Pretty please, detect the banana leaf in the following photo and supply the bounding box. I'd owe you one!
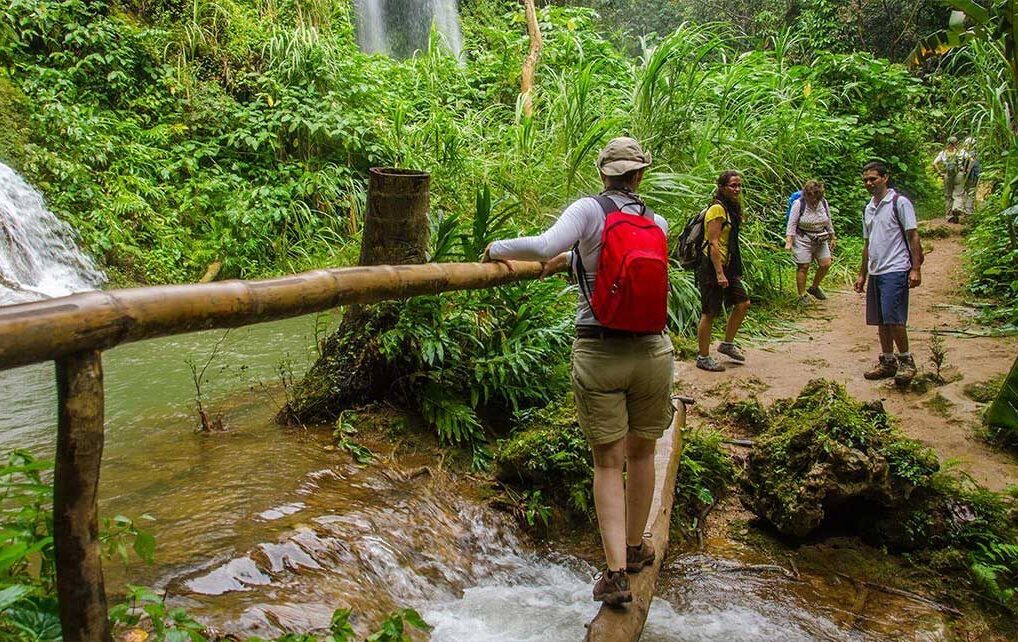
[986,356,1018,435]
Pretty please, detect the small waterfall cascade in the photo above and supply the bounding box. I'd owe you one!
[0,162,104,305]
[355,0,463,59]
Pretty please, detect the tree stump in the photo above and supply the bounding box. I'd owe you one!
[280,168,430,424]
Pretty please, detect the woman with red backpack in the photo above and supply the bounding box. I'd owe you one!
[483,137,674,608]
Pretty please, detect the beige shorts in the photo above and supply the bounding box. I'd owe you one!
[792,232,832,265]
[570,334,675,446]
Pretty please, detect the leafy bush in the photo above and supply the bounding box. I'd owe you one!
[494,397,594,521]
[674,429,738,539]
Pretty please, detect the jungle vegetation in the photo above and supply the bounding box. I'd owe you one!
[1,0,1017,638]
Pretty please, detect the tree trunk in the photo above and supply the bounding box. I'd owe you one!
[280,168,430,424]
[520,0,542,118]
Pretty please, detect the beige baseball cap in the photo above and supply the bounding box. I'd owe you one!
[596,137,651,176]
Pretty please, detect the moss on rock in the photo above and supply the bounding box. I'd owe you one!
[494,397,594,519]
[740,379,940,537]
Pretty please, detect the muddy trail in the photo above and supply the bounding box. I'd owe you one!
[677,223,1017,491]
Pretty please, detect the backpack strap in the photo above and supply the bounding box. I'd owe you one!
[593,195,617,217]
[891,193,914,270]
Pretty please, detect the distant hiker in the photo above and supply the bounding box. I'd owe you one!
[484,137,672,607]
[854,161,924,386]
[695,170,750,372]
[933,136,969,223]
[962,136,981,216]
[785,179,835,305]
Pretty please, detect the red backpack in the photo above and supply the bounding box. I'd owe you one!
[575,195,669,333]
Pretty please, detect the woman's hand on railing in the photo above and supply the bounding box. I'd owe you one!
[481,243,514,271]
[539,252,570,279]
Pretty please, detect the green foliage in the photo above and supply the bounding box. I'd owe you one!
[967,198,1018,327]
[494,397,595,521]
[0,450,156,640]
[332,411,374,464]
[674,428,738,538]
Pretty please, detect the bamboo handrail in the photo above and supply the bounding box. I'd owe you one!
[0,261,543,371]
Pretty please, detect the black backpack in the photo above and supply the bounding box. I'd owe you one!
[676,205,716,270]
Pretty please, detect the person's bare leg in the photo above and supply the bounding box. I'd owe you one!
[878,324,894,354]
[796,264,808,296]
[624,435,657,546]
[592,438,627,571]
[890,324,909,353]
[812,258,832,288]
[724,300,750,343]
[697,313,714,357]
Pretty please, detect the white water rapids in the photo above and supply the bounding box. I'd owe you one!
[0,162,103,305]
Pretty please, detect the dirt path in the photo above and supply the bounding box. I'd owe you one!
[676,224,1018,490]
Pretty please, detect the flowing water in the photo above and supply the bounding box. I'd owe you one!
[355,0,463,59]
[0,165,950,639]
[0,162,104,304]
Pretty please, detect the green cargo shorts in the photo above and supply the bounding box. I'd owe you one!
[570,334,676,446]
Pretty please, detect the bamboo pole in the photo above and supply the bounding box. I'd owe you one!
[585,400,687,642]
[0,261,544,371]
[54,350,112,642]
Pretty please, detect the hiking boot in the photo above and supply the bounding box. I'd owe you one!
[696,355,726,372]
[894,354,917,387]
[807,285,827,301]
[626,539,655,573]
[592,568,632,607]
[864,355,897,380]
[718,342,746,363]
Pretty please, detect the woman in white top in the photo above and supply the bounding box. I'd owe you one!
[483,138,674,607]
[785,179,835,304]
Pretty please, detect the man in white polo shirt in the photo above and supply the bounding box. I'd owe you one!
[854,161,925,386]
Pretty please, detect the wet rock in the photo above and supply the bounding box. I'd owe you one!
[738,380,939,538]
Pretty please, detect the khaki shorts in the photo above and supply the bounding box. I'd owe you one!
[570,334,675,446]
[792,233,832,265]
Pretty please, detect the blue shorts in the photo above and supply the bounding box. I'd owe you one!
[866,271,909,326]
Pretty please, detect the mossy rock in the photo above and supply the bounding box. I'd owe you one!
[0,73,32,169]
[739,379,939,538]
[494,397,593,517]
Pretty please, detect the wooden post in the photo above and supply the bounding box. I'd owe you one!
[54,350,111,642]
[359,168,430,266]
[281,167,434,424]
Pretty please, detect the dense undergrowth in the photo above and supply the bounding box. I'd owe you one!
[1,0,937,287]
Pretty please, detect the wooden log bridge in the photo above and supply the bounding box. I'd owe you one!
[585,397,688,642]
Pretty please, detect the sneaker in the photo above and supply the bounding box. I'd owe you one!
[798,294,811,306]
[894,354,917,386]
[626,539,655,573]
[592,568,632,607]
[718,342,746,363]
[864,356,897,380]
[696,355,726,372]
[807,285,827,300]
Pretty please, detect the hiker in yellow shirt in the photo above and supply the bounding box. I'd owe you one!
[695,171,751,372]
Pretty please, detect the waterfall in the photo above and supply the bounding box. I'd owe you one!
[0,162,104,305]
[355,0,463,59]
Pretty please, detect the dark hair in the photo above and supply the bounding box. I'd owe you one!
[603,168,644,191]
[862,161,888,176]
[714,170,743,216]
